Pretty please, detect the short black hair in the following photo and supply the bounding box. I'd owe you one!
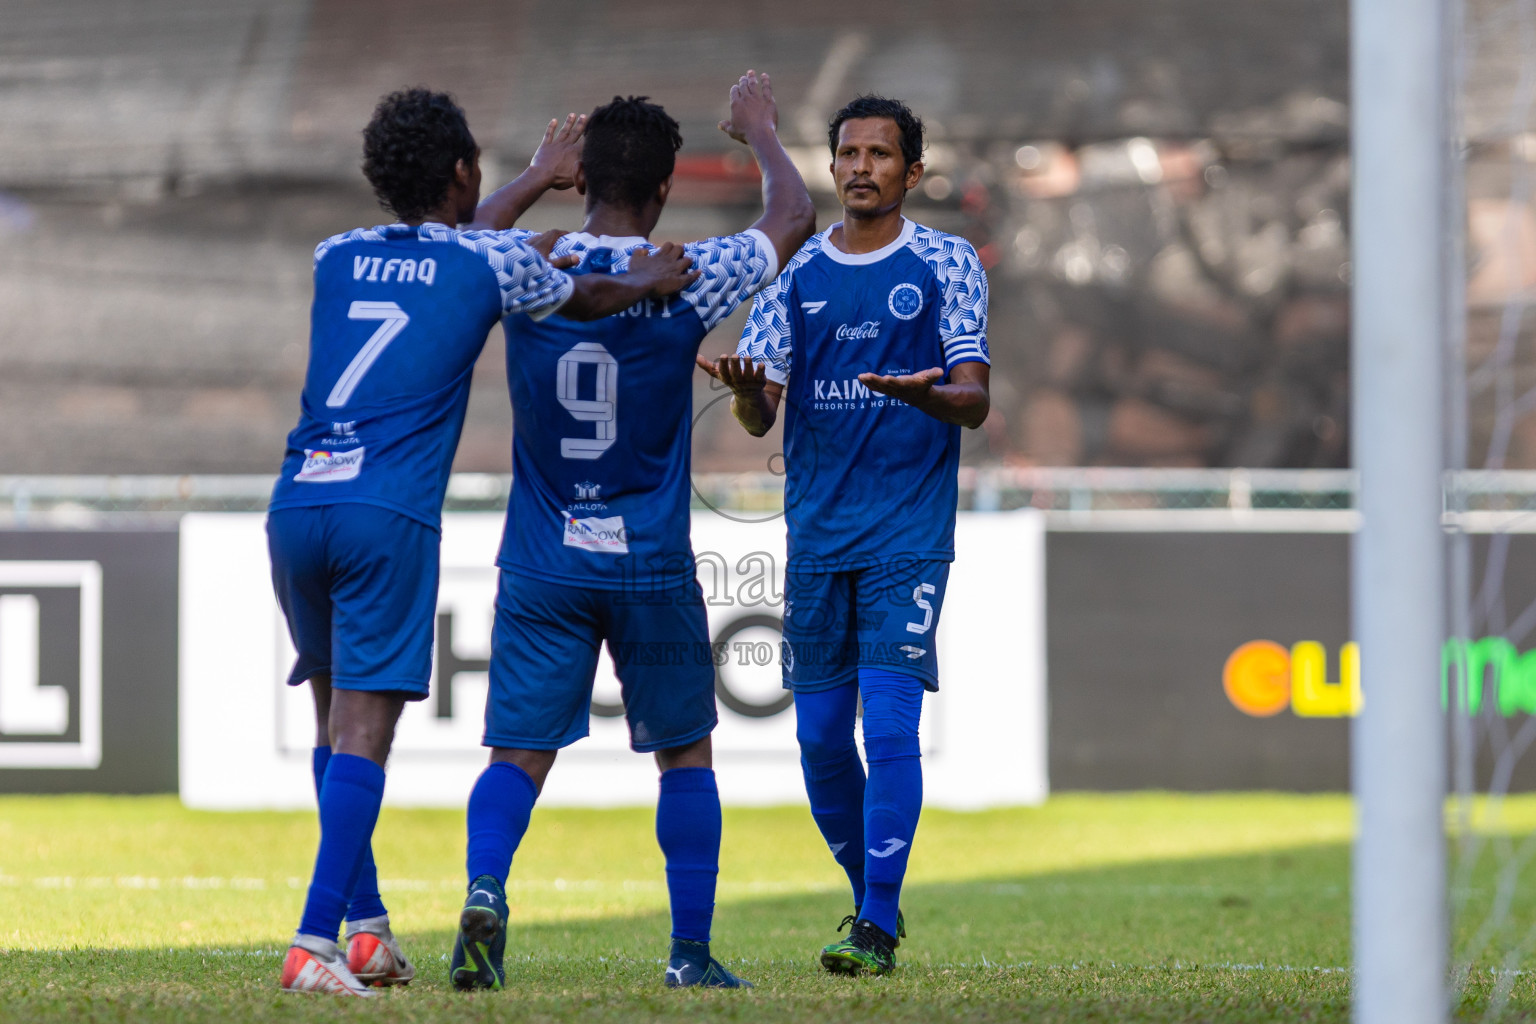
[828,95,925,168]
[361,88,478,221]
[582,96,682,212]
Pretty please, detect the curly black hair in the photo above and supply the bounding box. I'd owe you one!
[581,96,682,212]
[361,88,478,221]
[828,95,925,168]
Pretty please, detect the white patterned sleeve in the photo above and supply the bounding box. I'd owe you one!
[457,229,575,320]
[938,237,990,369]
[313,227,374,269]
[677,229,779,333]
[736,263,794,385]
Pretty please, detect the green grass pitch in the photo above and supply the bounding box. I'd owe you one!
[1,793,1534,1022]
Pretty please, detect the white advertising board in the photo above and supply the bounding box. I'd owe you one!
[179,510,1046,809]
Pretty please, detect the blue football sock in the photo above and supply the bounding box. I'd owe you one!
[298,753,386,942]
[655,766,721,943]
[314,745,388,923]
[310,745,330,798]
[465,761,539,886]
[793,684,867,908]
[858,669,925,937]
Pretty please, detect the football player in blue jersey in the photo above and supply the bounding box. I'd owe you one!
[701,95,991,976]
[267,87,698,997]
[446,72,815,992]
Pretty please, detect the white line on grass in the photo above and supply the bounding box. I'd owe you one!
[49,949,1352,975]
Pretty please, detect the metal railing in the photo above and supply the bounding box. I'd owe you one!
[4,468,1536,528]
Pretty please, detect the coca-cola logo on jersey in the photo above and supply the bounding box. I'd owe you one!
[835,321,881,341]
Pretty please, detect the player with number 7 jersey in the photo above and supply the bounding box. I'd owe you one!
[264,88,697,998]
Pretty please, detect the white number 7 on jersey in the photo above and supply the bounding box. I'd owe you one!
[327,301,410,408]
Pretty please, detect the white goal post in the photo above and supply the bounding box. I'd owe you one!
[1351,0,1453,1020]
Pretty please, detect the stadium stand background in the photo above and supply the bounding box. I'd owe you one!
[0,0,1421,475]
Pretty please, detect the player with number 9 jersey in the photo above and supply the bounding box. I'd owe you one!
[451,82,815,993]
[495,230,776,591]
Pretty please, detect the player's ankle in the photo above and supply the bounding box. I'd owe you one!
[344,913,391,938]
[293,932,340,959]
[670,937,710,960]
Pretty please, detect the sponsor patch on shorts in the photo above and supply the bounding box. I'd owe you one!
[563,514,629,555]
[294,447,364,483]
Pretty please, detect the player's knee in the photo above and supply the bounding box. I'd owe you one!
[857,670,925,741]
[655,734,711,773]
[795,715,857,767]
[490,747,557,792]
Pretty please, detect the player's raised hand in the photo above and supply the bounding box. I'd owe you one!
[718,70,778,144]
[529,112,586,189]
[858,367,945,405]
[627,242,699,297]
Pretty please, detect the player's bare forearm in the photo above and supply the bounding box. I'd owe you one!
[745,126,815,269]
[907,380,990,428]
[560,244,697,321]
[697,354,782,435]
[731,385,781,437]
[465,166,557,231]
[559,273,653,320]
[466,113,586,231]
[859,363,991,429]
[719,71,816,269]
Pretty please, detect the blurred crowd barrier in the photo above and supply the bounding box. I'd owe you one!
[9,468,1536,525]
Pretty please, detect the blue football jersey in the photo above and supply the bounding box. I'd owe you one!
[495,228,778,590]
[269,223,574,529]
[737,218,990,570]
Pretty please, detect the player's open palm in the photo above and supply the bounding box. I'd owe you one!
[859,367,945,405]
[697,354,769,397]
[529,112,586,189]
[718,70,777,144]
[627,242,699,298]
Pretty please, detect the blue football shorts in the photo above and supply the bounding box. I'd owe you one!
[781,558,951,693]
[484,570,718,753]
[266,503,439,700]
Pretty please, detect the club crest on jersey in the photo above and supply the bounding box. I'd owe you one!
[294,447,364,483]
[888,282,924,320]
[564,514,629,555]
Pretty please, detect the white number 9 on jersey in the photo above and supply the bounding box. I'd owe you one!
[557,342,618,459]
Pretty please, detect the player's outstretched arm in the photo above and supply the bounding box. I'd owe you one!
[858,362,991,429]
[718,71,816,270]
[466,113,587,231]
[696,355,783,436]
[559,243,700,321]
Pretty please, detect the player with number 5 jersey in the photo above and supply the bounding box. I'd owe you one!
[265,88,697,998]
[448,76,815,993]
[706,95,992,978]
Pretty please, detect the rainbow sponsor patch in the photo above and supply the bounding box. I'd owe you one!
[294,446,365,483]
[562,513,628,555]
